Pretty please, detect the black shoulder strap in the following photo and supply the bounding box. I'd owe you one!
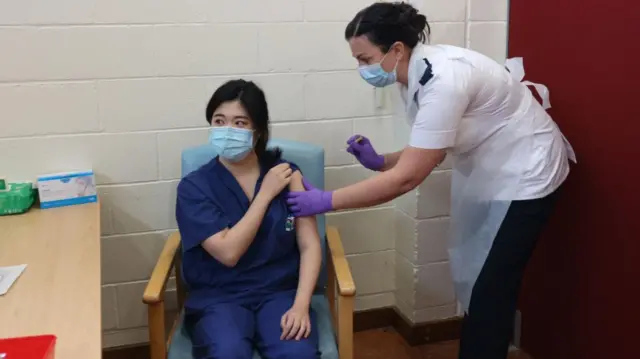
[419,58,434,86]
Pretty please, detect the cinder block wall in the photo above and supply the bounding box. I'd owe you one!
[0,0,507,347]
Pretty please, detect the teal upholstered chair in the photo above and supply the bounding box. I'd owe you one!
[143,139,355,359]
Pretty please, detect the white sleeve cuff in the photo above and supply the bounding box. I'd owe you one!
[409,128,457,149]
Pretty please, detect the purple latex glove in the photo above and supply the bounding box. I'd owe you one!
[286,177,334,217]
[346,135,385,171]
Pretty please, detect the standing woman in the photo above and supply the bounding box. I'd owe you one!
[286,2,576,359]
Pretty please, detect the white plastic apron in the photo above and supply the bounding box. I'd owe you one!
[400,55,572,313]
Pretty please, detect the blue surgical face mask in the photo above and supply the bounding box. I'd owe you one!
[209,126,254,162]
[358,52,399,88]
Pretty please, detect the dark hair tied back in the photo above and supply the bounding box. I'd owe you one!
[345,2,430,52]
[398,3,428,40]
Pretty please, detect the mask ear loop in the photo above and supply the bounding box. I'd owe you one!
[391,41,404,64]
[380,43,401,74]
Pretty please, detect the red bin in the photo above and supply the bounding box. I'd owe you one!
[0,335,56,359]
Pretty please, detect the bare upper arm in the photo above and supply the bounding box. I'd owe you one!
[289,170,321,248]
[288,170,305,192]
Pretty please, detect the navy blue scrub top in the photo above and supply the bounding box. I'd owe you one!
[175,156,301,313]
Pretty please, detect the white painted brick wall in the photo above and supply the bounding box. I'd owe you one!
[0,0,508,347]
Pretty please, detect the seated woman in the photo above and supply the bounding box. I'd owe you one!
[176,79,322,359]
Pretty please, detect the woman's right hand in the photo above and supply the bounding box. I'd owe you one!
[346,135,385,171]
[260,163,293,200]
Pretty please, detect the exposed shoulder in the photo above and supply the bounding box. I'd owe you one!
[273,159,303,192]
[273,159,301,174]
[265,157,303,191]
[288,170,304,192]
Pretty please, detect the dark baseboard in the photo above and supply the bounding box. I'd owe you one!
[354,306,462,346]
[353,306,398,332]
[103,343,149,359]
[103,306,462,358]
[391,308,463,346]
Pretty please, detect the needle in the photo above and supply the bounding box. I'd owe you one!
[345,136,364,151]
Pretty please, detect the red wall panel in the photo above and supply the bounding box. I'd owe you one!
[508,0,640,358]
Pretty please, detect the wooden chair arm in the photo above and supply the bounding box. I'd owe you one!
[326,226,356,297]
[143,231,181,304]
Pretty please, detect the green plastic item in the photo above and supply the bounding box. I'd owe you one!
[0,182,36,216]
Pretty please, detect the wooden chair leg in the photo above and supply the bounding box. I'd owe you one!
[174,249,186,310]
[337,295,354,359]
[327,254,337,333]
[148,301,167,359]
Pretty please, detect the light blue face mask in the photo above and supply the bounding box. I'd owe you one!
[209,126,254,162]
[358,52,399,88]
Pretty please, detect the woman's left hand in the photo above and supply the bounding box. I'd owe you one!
[280,305,312,340]
[286,177,333,217]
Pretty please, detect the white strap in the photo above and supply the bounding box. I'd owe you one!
[505,57,551,110]
[506,58,577,163]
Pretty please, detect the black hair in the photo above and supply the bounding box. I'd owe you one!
[344,2,430,52]
[205,79,281,165]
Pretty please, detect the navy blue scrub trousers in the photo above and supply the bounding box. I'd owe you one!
[186,293,320,359]
[458,188,561,359]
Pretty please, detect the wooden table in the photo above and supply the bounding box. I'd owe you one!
[0,203,101,359]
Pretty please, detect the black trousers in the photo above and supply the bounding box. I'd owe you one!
[458,189,560,359]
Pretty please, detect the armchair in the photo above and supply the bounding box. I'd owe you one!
[142,139,356,359]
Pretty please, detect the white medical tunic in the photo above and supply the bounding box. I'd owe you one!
[400,44,576,200]
[399,44,576,311]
